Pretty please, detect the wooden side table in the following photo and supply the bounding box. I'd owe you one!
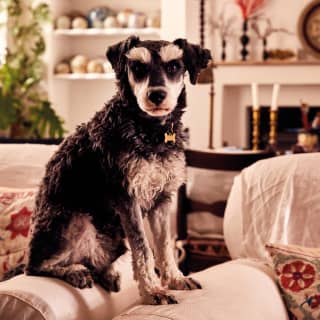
[183,236,231,273]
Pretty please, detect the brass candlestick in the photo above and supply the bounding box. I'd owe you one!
[269,109,278,147]
[252,108,260,151]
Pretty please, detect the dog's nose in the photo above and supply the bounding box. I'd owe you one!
[148,90,167,106]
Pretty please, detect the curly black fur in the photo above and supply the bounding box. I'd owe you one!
[24,36,211,304]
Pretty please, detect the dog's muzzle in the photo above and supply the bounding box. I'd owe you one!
[147,89,167,106]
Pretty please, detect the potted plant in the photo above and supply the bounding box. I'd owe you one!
[0,0,65,140]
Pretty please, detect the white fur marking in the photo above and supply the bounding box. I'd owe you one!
[128,70,184,117]
[126,47,151,63]
[125,152,186,210]
[160,44,183,62]
[42,214,109,270]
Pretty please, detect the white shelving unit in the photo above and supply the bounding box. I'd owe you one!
[54,73,115,80]
[47,0,211,148]
[48,0,162,132]
[53,28,161,37]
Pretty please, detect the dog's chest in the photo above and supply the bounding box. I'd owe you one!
[126,152,185,210]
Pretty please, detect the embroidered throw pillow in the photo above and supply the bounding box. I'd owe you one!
[266,243,320,320]
[0,187,36,280]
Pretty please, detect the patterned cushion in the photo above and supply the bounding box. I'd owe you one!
[0,187,36,280]
[266,243,320,320]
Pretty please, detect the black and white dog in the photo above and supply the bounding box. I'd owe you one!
[25,36,211,305]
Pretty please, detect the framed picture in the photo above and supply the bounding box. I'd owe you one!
[298,0,320,59]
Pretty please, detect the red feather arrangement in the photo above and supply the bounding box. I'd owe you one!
[235,0,266,19]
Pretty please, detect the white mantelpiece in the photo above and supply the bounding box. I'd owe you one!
[214,61,320,148]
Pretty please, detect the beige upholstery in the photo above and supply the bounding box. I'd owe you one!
[224,152,320,260]
[3,145,315,320]
[114,260,288,320]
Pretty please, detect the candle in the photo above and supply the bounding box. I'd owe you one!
[251,83,259,110]
[271,84,280,111]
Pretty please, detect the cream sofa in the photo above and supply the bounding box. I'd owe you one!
[2,143,312,320]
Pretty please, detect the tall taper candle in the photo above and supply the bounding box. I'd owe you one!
[251,83,259,110]
[271,84,280,111]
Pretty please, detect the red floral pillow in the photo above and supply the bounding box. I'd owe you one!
[266,243,320,320]
[0,187,36,280]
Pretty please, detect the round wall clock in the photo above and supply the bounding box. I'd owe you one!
[298,0,320,58]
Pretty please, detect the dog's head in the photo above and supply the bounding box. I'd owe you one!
[106,36,211,117]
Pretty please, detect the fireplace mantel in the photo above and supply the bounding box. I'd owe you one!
[213,61,320,148]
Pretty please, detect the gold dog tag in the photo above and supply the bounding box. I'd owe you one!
[164,123,176,144]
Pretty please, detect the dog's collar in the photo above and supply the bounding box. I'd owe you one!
[164,122,176,144]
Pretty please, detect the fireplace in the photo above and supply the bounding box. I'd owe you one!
[247,106,320,151]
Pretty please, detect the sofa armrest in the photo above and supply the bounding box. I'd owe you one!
[0,252,141,320]
[113,259,289,320]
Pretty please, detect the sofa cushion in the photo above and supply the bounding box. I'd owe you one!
[267,243,320,320]
[113,259,288,320]
[0,187,36,280]
[0,252,140,320]
[224,153,320,260]
[0,144,58,188]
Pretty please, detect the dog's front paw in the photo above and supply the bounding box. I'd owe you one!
[144,289,178,305]
[99,271,121,292]
[63,268,93,289]
[168,277,202,290]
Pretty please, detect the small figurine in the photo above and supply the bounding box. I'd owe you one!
[117,9,133,28]
[300,100,310,131]
[87,7,114,28]
[292,101,319,153]
[312,111,320,130]
[146,13,161,28]
[127,12,147,28]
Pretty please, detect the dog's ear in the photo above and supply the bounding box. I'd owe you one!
[173,38,212,85]
[106,35,140,76]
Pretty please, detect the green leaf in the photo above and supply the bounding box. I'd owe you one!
[0,0,65,138]
[0,89,18,129]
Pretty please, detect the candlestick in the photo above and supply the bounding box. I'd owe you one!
[271,84,280,111]
[269,109,278,146]
[252,109,260,151]
[251,83,259,110]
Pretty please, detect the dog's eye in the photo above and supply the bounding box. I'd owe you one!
[130,61,148,78]
[165,61,181,75]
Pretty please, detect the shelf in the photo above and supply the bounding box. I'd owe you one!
[54,73,115,80]
[215,60,320,67]
[53,28,161,37]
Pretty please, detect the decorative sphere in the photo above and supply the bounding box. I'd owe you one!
[70,55,88,74]
[87,7,114,28]
[55,62,71,74]
[117,9,133,28]
[103,60,113,73]
[87,59,104,73]
[72,17,88,29]
[127,12,146,28]
[103,16,120,28]
[56,16,71,29]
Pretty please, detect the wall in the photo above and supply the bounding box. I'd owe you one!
[164,0,317,149]
[210,0,313,62]
[0,9,6,64]
[161,0,214,149]
[209,0,320,148]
